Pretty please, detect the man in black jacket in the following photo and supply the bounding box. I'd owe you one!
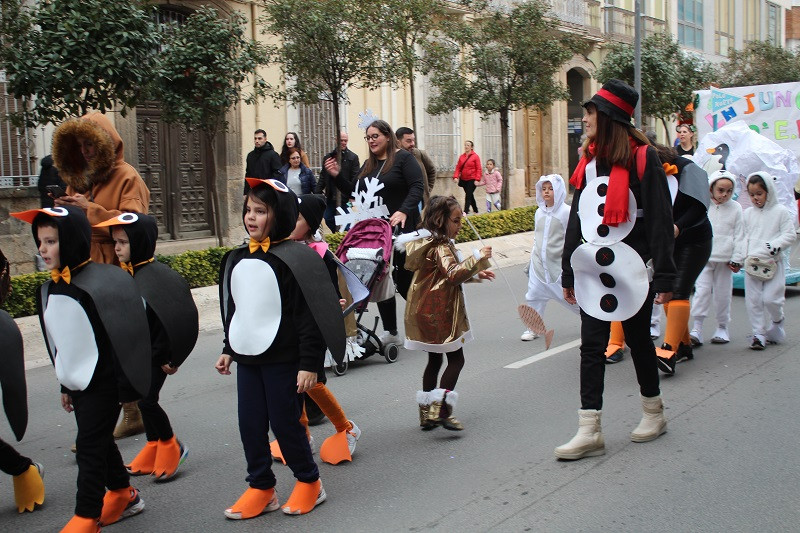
[315,131,360,232]
[243,129,282,195]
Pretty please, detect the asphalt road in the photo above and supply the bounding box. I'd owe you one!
[2,266,799,532]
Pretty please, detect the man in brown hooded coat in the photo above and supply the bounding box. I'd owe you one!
[52,112,151,265]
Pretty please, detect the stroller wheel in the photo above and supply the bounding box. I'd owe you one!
[383,343,399,363]
[332,359,348,376]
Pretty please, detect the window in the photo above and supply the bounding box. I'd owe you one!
[767,2,781,46]
[480,113,502,167]
[715,0,734,56]
[678,0,703,50]
[744,0,761,42]
[0,80,36,188]
[422,77,461,173]
[297,101,337,173]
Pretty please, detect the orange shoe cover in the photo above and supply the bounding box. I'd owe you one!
[655,346,675,359]
[60,515,100,533]
[281,480,326,515]
[224,487,279,520]
[152,437,186,479]
[99,486,142,526]
[13,463,45,512]
[126,441,157,475]
[319,431,351,465]
[269,439,287,465]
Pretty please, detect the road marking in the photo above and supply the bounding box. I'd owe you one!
[504,339,581,369]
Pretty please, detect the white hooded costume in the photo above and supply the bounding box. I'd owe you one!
[742,171,796,338]
[692,171,746,329]
[525,174,579,317]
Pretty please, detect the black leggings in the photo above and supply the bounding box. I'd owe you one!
[422,349,465,391]
[672,239,712,300]
[138,365,173,442]
[461,181,478,214]
[0,438,32,476]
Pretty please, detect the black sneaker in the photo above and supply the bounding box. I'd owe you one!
[656,343,676,375]
[605,348,624,364]
[675,343,694,363]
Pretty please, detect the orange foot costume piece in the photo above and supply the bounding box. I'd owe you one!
[126,441,157,475]
[99,486,144,526]
[319,431,351,465]
[282,480,326,515]
[13,462,45,512]
[269,439,286,465]
[224,487,279,520]
[60,515,100,533]
[152,436,187,480]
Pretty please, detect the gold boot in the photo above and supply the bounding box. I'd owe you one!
[440,390,464,431]
[416,391,436,430]
[427,389,445,426]
[113,402,145,439]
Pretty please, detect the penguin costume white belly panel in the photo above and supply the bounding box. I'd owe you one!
[571,175,649,321]
[43,294,99,391]
[229,258,282,355]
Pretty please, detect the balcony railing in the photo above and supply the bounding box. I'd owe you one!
[604,7,666,43]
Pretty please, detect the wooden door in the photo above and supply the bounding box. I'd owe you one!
[136,102,212,240]
[524,108,543,196]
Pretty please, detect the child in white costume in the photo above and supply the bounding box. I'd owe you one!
[743,172,796,349]
[520,174,578,341]
[690,170,746,344]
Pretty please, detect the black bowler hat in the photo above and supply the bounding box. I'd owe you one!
[297,194,327,234]
[584,79,638,125]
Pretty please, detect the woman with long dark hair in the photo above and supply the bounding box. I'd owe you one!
[556,80,676,460]
[280,132,311,167]
[452,141,482,214]
[323,119,424,346]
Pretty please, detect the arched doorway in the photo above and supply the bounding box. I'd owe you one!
[567,68,589,177]
[136,5,213,240]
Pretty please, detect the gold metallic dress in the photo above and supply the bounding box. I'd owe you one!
[403,238,490,352]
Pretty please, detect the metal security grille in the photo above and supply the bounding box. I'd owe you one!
[480,113,502,165]
[422,78,461,173]
[0,79,36,188]
[297,100,336,173]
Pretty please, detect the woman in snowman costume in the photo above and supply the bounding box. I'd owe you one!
[556,80,676,460]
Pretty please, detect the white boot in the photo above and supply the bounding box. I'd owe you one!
[689,321,703,346]
[630,394,667,442]
[554,409,605,460]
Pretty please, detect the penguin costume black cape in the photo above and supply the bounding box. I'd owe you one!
[10,205,150,529]
[94,212,197,480]
[217,178,344,518]
[0,249,45,513]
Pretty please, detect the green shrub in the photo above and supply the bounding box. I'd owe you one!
[2,271,50,318]
[2,209,534,318]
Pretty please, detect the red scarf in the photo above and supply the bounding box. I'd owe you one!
[569,138,640,226]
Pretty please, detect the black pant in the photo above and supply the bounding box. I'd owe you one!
[72,386,130,518]
[579,289,661,410]
[673,239,712,300]
[237,362,318,490]
[0,438,32,476]
[138,365,173,442]
[461,180,478,214]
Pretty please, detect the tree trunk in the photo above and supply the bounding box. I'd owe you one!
[206,133,224,247]
[660,116,670,144]
[500,108,510,210]
[409,67,417,133]
[332,94,342,165]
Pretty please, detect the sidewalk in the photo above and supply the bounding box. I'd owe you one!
[18,231,535,369]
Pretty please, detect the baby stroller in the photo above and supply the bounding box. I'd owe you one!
[331,218,399,375]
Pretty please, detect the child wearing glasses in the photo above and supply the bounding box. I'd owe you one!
[403,195,494,431]
[216,178,345,519]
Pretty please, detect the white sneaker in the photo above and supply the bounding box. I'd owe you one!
[710,326,729,344]
[520,330,539,341]
[346,421,361,455]
[379,332,401,346]
[689,329,703,347]
[766,319,785,344]
[649,323,660,339]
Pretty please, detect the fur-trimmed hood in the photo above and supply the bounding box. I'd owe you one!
[51,112,124,193]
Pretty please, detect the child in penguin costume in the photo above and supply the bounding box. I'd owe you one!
[10,205,151,532]
[0,249,45,514]
[216,179,346,519]
[93,213,198,479]
[267,194,365,466]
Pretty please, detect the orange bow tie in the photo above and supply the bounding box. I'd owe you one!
[51,266,71,284]
[120,262,135,276]
[663,162,679,176]
[249,237,271,254]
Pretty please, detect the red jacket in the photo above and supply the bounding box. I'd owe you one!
[453,151,482,182]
